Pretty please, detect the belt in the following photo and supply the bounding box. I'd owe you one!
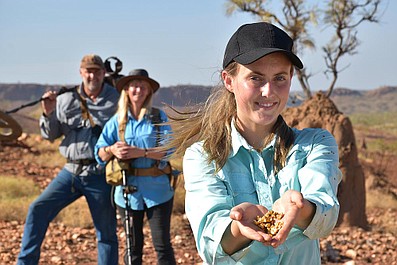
[127,164,172,177]
[67,159,96,166]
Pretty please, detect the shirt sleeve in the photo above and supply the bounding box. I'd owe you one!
[39,111,62,141]
[94,115,119,166]
[183,143,236,263]
[297,129,342,239]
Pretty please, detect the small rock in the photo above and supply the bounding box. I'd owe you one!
[345,249,357,259]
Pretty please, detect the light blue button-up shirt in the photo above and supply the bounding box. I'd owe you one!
[95,109,174,210]
[40,83,119,176]
[183,122,342,264]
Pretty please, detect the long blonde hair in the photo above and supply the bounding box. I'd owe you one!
[167,62,294,174]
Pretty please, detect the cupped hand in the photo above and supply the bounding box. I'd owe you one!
[268,190,305,248]
[229,202,272,243]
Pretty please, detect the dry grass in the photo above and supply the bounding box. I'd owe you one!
[366,189,397,234]
[0,174,94,227]
[366,190,396,210]
[23,135,65,168]
[0,175,40,221]
[56,197,93,228]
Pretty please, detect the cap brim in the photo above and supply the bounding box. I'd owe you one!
[81,64,104,69]
[234,48,303,69]
[116,76,160,93]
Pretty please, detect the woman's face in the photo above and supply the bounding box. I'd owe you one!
[125,79,151,107]
[223,52,293,133]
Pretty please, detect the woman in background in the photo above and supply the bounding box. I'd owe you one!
[95,69,176,265]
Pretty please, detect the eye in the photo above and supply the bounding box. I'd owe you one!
[274,75,287,82]
[250,75,265,84]
[250,75,262,81]
[249,75,266,88]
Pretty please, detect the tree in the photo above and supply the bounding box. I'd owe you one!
[225,0,384,228]
[225,0,383,98]
[322,0,381,97]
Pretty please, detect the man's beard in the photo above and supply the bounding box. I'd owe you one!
[84,80,102,93]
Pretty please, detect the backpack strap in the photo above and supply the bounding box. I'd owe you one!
[118,120,126,142]
[76,86,96,128]
[150,107,162,124]
[150,107,162,147]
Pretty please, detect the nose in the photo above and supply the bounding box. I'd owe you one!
[260,82,271,97]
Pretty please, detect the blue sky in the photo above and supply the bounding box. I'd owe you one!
[0,0,395,91]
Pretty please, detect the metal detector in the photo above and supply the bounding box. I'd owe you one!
[0,86,75,142]
[119,160,137,265]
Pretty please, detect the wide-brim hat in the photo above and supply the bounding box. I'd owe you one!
[223,22,303,69]
[116,69,160,93]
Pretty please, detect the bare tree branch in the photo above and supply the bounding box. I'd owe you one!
[323,0,382,97]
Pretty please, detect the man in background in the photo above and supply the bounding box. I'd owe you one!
[17,54,120,265]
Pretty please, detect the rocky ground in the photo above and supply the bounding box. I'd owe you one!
[0,138,396,265]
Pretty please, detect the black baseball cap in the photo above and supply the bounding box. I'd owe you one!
[223,22,303,69]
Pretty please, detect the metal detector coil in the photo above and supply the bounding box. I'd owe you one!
[0,110,22,141]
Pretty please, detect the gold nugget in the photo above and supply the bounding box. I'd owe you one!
[253,210,284,236]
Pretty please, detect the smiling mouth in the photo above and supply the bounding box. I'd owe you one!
[257,102,277,108]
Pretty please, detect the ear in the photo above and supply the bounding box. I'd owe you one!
[222,70,234,93]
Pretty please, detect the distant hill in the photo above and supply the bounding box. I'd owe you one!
[152,84,212,108]
[0,83,59,102]
[1,83,396,116]
[330,86,397,114]
[0,83,211,110]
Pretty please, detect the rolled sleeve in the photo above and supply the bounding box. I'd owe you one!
[94,115,119,166]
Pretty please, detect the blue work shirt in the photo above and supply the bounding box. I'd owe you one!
[95,109,174,210]
[183,122,342,264]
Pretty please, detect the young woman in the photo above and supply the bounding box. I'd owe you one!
[95,69,176,265]
[166,22,342,264]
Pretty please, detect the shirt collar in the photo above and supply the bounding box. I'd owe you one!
[230,118,277,157]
